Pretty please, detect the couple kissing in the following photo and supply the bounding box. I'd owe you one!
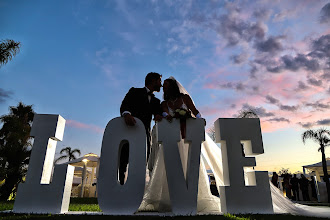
[119,72,202,185]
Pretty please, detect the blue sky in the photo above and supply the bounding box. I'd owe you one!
[1,0,330,172]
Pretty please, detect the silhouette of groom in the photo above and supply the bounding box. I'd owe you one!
[119,72,163,185]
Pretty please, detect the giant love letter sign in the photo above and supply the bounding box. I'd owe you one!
[14,114,74,214]
[13,115,273,215]
[97,117,205,214]
[157,119,205,215]
[97,117,147,214]
[215,118,273,214]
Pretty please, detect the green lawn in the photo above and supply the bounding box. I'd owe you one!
[0,199,329,220]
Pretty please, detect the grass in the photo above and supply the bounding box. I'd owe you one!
[1,199,329,220]
[0,213,328,220]
[0,200,14,211]
[0,198,101,212]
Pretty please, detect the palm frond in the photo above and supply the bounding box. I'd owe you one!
[71,149,81,156]
[0,39,21,67]
[54,155,68,164]
[302,130,317,144]
[60,147,71,154]
[237,108,259,118]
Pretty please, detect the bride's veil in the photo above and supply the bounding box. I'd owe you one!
[168,76,190,98]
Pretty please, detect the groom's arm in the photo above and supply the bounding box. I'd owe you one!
[120,87,137,126]
[120,87,135,115]
[153,99,163,122]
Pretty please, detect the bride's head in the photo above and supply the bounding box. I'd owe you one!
[163,78,184,100]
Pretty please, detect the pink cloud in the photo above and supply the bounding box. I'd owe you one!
[66,120,104,134]
[199,76,330,133]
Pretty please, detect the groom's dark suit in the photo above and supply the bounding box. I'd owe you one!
[119,87,162,184]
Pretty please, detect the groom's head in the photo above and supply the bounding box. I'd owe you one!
[145,72,162,92]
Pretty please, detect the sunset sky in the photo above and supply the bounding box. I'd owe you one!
[1,0,329,173]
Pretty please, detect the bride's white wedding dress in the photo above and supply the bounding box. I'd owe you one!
[138,77,330,217]
[139,100,221,213]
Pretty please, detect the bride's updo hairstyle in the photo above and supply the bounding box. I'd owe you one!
[163,78,184,101]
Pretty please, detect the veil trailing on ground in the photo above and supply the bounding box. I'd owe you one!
[140,77,330,217]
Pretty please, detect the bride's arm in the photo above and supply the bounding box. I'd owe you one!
[161,101,173,121]
[183,94,201,118]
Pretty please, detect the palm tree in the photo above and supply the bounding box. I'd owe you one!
[55,147,81,164]
[0,39,21,67]
[0,102,34,200]
[302,128,330,203]
[208,108,259,141]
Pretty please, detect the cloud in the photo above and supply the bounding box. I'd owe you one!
[316,119,330,125]
[266,66,283,73]
[267,117,290,123]
[254,36,284,54]
[0,88,12,103]
[249,64,258,78]
[265,95,279,104]
[264,53,321,73]
[252,35,328,75]
[319,3,330,24]
[215,8,267,46]
[236,82,245,91]
[307,77,322,87]
[279,104,299,111]
[309,34,330,60]
[230,53,248,64]
[67,120,104,134]
[253,8,271,21]
[321,72,330,80]
[305,101,330,110]
[219,82,246,91]
[295,81,310,91]
[265,95,300,112]
[298,122,314,128]
[283,54,320,72]
[115,0,137,27]
[298,119,330,128]
[254,56,283,73]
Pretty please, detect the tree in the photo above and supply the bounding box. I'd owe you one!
[55,146,81,164]
[237,108,259,118]
[0,102,34,201]
[0,39,21,67]
[207,126,216,142]
[278,167,291,176]
[302,128,330,203]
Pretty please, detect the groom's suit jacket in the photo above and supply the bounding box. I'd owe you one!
[120,87,162,134]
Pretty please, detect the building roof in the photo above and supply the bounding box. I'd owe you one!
[303,159,330,168]
[60,153,99,167]
[303,158,330,175]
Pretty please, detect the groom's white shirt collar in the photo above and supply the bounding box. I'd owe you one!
[145,87,152,102]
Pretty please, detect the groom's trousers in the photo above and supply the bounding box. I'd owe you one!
[119,129,151,185]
